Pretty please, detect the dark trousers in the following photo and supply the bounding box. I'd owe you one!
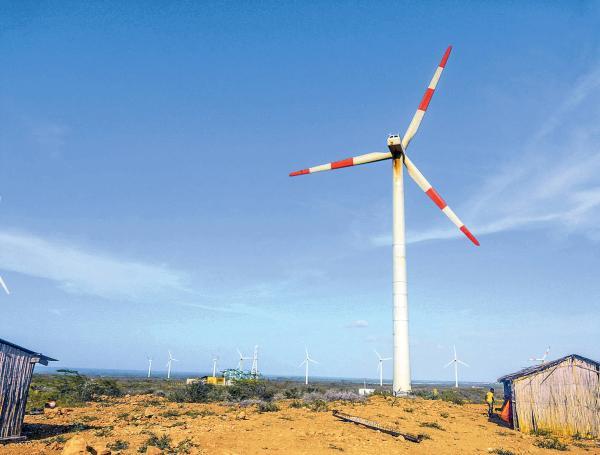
[487,402,494,417]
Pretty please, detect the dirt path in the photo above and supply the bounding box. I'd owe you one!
[0,396,596,454]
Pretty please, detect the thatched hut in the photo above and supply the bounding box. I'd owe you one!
[498,354,599,437]
[0,338,57,442]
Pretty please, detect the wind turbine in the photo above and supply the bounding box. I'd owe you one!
[237,348,251,371]
[375,350,392,387]
[529,346,550,365]
[444,345,469,388]
[147,356,153,378]
[250,345,259,376]
[299,347,318,385]
[289,46,479,395]
[166,350,178,379]
[212,356,219,377]
[0,276,10,295]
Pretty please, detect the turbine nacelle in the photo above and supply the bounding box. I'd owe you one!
[387,135,404,154]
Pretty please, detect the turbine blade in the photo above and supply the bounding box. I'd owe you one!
[401,46,452,150]
[374,350,381,360]
[299,360,306,368]
[289,152,392,177]
[0,276,9,295]
[404,154,479,246]
[457,360,469,367]
[382,357,392,361]
[444,360,454,368]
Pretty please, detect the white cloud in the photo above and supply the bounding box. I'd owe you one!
[0,230,189,302]
[345,319,369,328]
[370,65,600,246]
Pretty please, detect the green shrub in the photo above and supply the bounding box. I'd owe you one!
[490,449,516,455]
[308,400,328,412]
[227,380,276,402]
[138,433,172,452]
[419,421,445,431]
[531,428,553,437]
[284,388,302,399]
[258,401,279,413]
[535,437,568,451]
[289,400,304,409]
[107,440,129,451]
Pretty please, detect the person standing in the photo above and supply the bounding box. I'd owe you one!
[486,388,495,418]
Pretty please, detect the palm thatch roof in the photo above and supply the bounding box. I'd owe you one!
[498,354,599,382]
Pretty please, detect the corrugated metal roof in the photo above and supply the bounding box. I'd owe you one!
[0,337,58,364]
[498,354,599,382]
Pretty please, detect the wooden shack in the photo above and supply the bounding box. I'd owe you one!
[0,338,57,442]
[498,354,599,438]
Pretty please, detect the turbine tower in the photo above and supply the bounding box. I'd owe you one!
[444,345,469,388]
[529,346,550,365]
[289,46,479,395]
[375,350,392,387]
[237,348,251,371]
[299,347,318,385]
[166,350,178,379]
[250,345,259,376]
[147,356,153,378]
[212,356,219,377]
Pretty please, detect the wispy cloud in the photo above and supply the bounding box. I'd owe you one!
[0,230,189,302]
[371,65,600,246]
[345,319,369,328]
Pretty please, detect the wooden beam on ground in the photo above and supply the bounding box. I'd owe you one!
[332,410,423,443]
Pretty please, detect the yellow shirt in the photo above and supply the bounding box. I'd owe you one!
[486,392,494,403]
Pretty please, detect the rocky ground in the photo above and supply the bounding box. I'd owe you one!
[1,395,597,454]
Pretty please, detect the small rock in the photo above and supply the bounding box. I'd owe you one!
[61,436,88,455]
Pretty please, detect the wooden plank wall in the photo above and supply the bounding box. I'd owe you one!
[0,343,36,440]
[513,357,600,437]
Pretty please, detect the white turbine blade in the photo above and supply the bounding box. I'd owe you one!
[457,360,469,367]
[374,349,382,360]
[290,151,392,177]
[453,345,457,359]
[404,154,479,246]
[237,348,243,358]
[0,276,9,295]
[444,360,454,368]
[308,358,318,364]
[382,357,392,361]
[299,360,306,368]
[401,46,452,150]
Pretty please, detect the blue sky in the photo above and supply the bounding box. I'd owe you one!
[1,1,599,382]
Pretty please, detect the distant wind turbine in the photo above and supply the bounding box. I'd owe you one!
[444,345,469,388]
[529,346,550,365]
[250,345,259,376]
[166,350,178,379]
[299,347,318,385]
[375,350,392,387]
[147,356,153,378]
[237,348,251,370]
[212,356,219,377]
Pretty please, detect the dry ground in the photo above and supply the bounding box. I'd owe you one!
[1,396,597,454]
